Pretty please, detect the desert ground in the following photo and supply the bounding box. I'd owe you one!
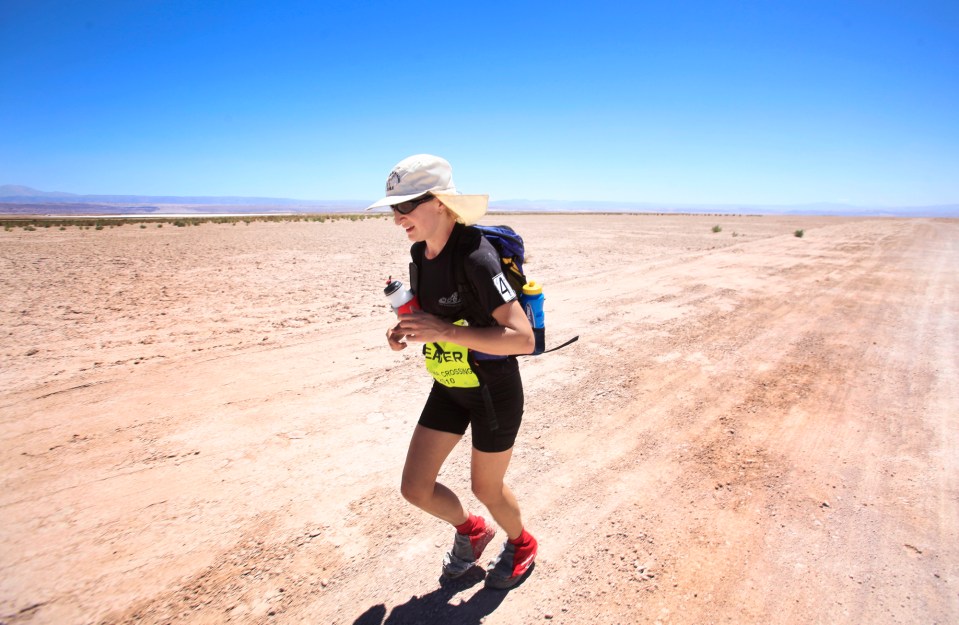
[1,213,956,625]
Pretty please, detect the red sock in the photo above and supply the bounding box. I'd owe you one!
[507,528,537,578]
[509,528,533,546]
[455,513,482,535]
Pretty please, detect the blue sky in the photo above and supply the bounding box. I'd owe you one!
[1,1,957,206]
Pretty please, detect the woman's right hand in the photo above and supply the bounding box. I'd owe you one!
[386,324,407,351]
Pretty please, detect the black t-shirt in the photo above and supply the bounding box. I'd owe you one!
[414,223,517,328]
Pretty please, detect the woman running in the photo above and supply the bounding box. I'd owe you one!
[368,154,538,589]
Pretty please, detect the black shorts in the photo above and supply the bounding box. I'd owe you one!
[418,357,524,453]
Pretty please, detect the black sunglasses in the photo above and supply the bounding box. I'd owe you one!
[391,194,434,215]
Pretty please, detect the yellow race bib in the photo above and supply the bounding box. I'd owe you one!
[423,321,480,388]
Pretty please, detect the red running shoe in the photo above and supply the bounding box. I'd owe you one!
[486,532,538,589]
[442,518,496,578]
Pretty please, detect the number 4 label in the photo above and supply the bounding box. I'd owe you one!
[493,272,516,301]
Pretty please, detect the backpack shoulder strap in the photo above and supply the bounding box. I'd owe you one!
[409,241,426,295]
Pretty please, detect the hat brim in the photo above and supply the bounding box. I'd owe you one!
[366,192,489,226]
[365,190,433,210]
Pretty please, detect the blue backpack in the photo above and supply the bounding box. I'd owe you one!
[466,225,528,302]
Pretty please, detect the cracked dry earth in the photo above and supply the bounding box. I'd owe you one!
[1,214,957,625]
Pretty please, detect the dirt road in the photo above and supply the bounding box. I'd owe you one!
[2,214,956,624]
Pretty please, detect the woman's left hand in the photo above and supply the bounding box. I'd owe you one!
[393,311,451,344]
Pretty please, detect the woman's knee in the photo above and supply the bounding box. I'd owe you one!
[400,477,431,507]
[471,480,505,506]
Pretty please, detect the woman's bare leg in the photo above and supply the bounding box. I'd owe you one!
[470,447,523,540]
[400,425,468,525]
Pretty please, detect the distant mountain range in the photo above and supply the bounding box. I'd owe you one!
[489,199,959,217]
[0,184,345,207]
[1,185,956,217]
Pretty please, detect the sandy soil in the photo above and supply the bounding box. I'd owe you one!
[1,214,957,625]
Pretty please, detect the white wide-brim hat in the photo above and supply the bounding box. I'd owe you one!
[366,154,488,225]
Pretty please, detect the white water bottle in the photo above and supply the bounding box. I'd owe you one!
[384,278,419,315]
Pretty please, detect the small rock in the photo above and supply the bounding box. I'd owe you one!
[544,613,553,620]
[320,579,329,587]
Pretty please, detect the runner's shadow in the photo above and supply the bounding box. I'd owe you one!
[353,565,533,625]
